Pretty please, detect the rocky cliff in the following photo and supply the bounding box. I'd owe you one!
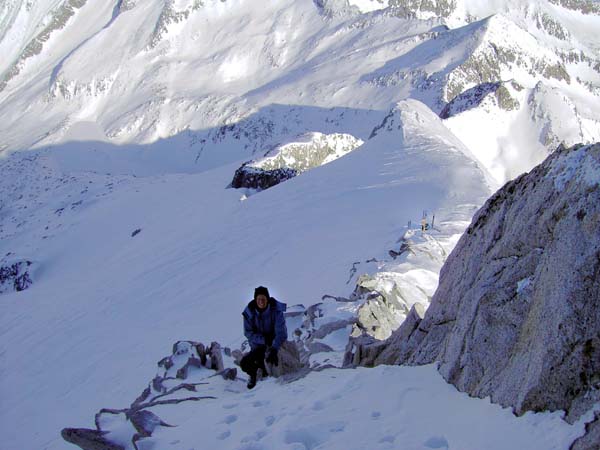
[351,143,600,445]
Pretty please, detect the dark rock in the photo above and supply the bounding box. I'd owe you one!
[176,356,203,379]
[231,164,297,190]
[131,386,151,408]
[267,340,306,377]
[129,410,173,437]
[151,376,164,393]
[440,82,500,118]
[0,260,33,294]
[218,368,237,380]
[194,342,207,365]
[61,428,124,450]
[209,342,224,371]
[158,357,173,370]
[570,412,600,450]
[307,342,334,354]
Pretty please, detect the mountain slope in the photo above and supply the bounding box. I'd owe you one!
[0,99,494,449]
[1,0,598,184]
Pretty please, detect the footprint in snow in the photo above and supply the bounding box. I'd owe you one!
[371,411,381,419]
[223,403,238,410]
[265,415,276,427]
[312,400,325,411]
[217,430,231,440]
[223,414,238,424]
[424,435,449,449]
[240,429,267,443]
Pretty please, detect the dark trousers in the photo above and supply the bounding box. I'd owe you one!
[240,347,268,379]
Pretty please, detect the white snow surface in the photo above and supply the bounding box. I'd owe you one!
[0,0,599,449]
[123,364,586,450]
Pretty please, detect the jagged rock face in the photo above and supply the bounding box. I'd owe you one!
[350,274,413,340]
[439,81,520,118]
[231,132,363,191]
[344,303,425,367]
[397,143,600,421]
[388,0,456,19]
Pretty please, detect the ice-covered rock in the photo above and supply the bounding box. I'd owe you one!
[394,143,600,426]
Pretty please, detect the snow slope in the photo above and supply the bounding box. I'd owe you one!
[1,99,497,450]
[94,363,589,450]
[1,1,599,449]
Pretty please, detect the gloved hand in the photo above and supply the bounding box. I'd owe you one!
[265,348,279,366]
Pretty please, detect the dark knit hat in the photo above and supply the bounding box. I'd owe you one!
[254,286,270,300]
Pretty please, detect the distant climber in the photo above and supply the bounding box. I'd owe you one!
[241,286,288,389]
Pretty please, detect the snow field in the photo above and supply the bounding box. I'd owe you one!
[135,365,587,450]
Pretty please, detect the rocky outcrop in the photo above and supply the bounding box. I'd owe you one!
[231,132,363,191]
[0,259,34,294]
[61,428,124,450]
[344,303,425,367]
[350,274,411,340]
[231,165,297,190]
[62,340,228,450]
[63,334,307,449]
[392,143,600,427]
[440,81,521,118]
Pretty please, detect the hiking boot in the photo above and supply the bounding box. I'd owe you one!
[247,375,257,390]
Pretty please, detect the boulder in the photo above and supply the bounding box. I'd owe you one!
[345,303,426,367]
[267,340,305,377]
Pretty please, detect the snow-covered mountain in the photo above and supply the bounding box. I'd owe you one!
[1,1,599,449]
[1,0,599,182]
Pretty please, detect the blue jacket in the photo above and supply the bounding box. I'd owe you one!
[242,297,287,351]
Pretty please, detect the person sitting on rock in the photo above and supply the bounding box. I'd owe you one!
[241,286,288,389]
